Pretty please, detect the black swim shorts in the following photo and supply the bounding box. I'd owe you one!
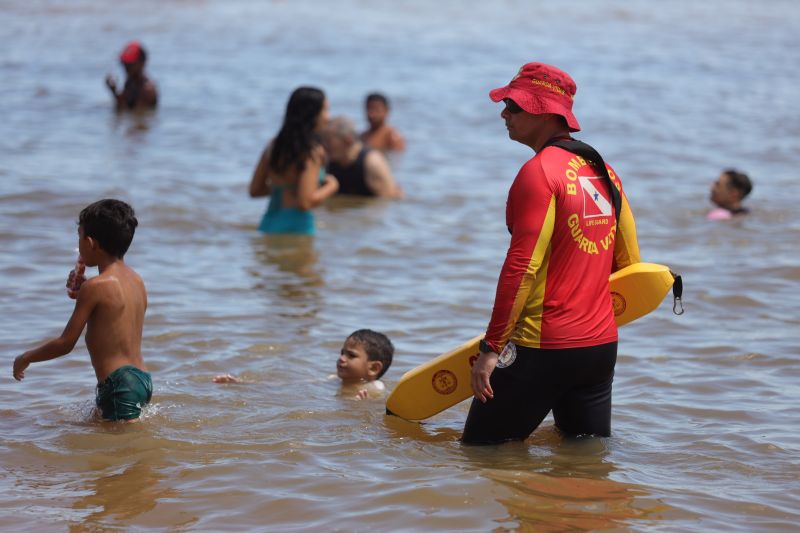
[462,341,617,444]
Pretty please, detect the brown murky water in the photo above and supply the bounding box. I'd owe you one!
[1,1,799,531]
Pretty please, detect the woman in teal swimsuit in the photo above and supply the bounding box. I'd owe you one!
[249,87,339,234]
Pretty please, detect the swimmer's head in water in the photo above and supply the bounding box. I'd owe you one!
[710,169,752,208]
[489,62,580,132]
[336,329,394,383]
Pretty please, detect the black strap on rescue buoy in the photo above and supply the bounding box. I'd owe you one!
[671,272,684,315]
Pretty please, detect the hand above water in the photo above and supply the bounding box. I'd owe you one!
[213,374,244,384]
[66,266,86,300]
[13,353,29,381]
[105,74,118,93]
[324,174,339,194]
[470,351,498,403]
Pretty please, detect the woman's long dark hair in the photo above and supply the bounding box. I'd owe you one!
[268,86,325,177]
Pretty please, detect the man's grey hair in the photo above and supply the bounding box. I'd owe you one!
[326,115,357,141]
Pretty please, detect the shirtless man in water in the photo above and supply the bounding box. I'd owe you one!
[13,199,152,422]
[360,93,405,152]
[105,41,158,111]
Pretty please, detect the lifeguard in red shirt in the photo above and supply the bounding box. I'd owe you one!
[463,62,641,444]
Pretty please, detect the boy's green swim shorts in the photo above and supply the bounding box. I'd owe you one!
[95,365,153,421]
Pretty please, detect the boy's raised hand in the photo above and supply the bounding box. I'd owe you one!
[105,74,118,93]
[66,268,86,300]
[355,389,369,400]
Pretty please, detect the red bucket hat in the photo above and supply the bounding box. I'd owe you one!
[119,41,144,64]
[489,62,580,132]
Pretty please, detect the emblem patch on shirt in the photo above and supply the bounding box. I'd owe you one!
[496,342,517,368]
[578,175,612,218]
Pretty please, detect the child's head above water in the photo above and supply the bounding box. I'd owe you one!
[337,329,394,385]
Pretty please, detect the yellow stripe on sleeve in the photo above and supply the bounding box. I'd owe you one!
[614,192,641,269]
[502,196,556,349]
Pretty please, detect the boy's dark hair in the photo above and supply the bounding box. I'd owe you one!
[365,92,390,109]
[78,199,138,258]
[723,169,753,198]
[348,329,394,379]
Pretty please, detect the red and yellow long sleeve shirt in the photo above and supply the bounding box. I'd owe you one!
[484,145,641,351]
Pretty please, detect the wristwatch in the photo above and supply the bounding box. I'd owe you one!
[479,338,493,354]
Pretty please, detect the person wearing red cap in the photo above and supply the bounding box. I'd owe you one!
[463,62,642,444]
[105,41,158,111]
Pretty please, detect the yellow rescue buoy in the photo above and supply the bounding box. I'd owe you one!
[386,262,678,422]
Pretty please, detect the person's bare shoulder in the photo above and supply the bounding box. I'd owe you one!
[123,262,145,284]
[93,264,146,309]
[104,262,144,287]
[364,150,403,198]
[121,264,147,304]
[78,272,111,294]
[364,147,389,167]
[386,126,405,151]
[142,80,158,107]
[72,274,105,303]
[367,379,386,392]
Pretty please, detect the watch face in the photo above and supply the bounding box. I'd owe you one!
[496,342,517,368]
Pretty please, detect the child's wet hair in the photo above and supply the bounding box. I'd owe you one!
[78,199,138,258]
[348,329,393,379]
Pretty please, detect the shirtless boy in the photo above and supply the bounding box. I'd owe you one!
[360,93,405,152]
[336,329,394,399]
[13,199,152,422]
